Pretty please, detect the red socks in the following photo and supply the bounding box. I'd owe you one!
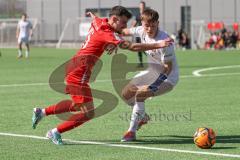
[45,100,76,115]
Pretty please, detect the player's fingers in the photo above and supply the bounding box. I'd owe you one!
[166,38,174,43]
[86,12,91,16]
[107,49,113,55]
[114,47,118,54]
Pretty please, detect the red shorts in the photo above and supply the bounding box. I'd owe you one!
[64,54,97,104]
[65,67,93,104]
[65,82,93,104]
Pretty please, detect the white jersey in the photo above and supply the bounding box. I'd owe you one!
[17,20,32,38]
[129,26,179,86]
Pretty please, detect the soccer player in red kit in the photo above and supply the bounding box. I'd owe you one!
[32,6,172,145]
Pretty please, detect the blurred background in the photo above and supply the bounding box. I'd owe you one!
[0,0,240,50]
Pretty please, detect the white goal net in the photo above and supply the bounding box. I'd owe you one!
[191,20,210,49]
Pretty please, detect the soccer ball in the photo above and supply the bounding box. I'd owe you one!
[193,127,216,149]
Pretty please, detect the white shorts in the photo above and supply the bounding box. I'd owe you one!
[129,69,178,95]
[130,70,158,88]
[18,37,29,44]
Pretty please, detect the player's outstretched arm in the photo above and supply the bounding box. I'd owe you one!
[119,38,173,51]
[16,25,20,39]
[86,12,96,19]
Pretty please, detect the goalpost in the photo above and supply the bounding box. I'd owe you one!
[0,18,39,48]
[191,20,210,49]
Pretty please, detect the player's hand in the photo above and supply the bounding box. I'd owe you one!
[106,46,118,55]
[86,12,96,18]
[158,38,174,48]
[105,43,118,55]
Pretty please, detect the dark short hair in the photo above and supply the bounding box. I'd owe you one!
[141,8,159,23]
[140,1,146,7]
[109,6,132,19]
[22,13,27,17]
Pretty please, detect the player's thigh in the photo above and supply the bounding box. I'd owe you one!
[17,38,22,46]
[153,81,174,97]
[121,83,138,100]
[130,70,157,87]
[66,83,93,105]
[25,42,30,49]
[135,85,154,101]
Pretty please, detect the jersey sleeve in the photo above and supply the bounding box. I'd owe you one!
[162,45,175,62]
[105,32,124,46]
[158,31,175,62]
[128,26,144,37]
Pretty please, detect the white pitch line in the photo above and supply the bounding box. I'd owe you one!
[0,82,48,87]
[193,65,240,77]
[0,132,240,158]
[1,72,240,88]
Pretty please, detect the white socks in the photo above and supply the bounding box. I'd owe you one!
[127,101,145,132]
[41,109,46,117]
[18,50,29,58]
[52,128,60,134]
[25,50,29,58]
[18,50,22,57]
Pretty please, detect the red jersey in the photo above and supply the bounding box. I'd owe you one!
[77,17,124,57]
[66,17,123,83]
[65,17,123,100]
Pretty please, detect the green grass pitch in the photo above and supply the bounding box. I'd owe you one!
[0,48,239,160]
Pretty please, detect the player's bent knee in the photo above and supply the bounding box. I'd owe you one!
[121,88,132,100]
[135,90,148,101]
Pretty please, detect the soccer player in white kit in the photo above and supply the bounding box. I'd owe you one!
[16,13,33,58]
[121,8,179,142]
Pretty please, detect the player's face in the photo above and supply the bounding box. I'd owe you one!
[113,16,129,33]
[21,15,27,21]
[142,20,159,38]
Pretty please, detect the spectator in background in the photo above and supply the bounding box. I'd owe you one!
[16,13,33,58]
[237,31,240,49]
[231,31,238,48]
[178,28,190,50]
[132,1,146,67]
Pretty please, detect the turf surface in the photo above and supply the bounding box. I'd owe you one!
[0,48,239,160]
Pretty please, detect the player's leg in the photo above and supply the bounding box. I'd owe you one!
[25,42,30,58]
[32,100,77,129]
[121,85,150,142]
[121,70,153,141]
[46,83,94,145]
[121,83,138,108]
[17,38,23,58]
[46,101,94,145]
[133,82,174,130]
[122,82,174,142]
[122,82,150,127]
[122,85,151,138]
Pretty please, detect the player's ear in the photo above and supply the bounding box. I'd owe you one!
[112,16,118,23]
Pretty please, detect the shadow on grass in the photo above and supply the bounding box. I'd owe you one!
[63,135,240,148]
[138,135,240,144]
